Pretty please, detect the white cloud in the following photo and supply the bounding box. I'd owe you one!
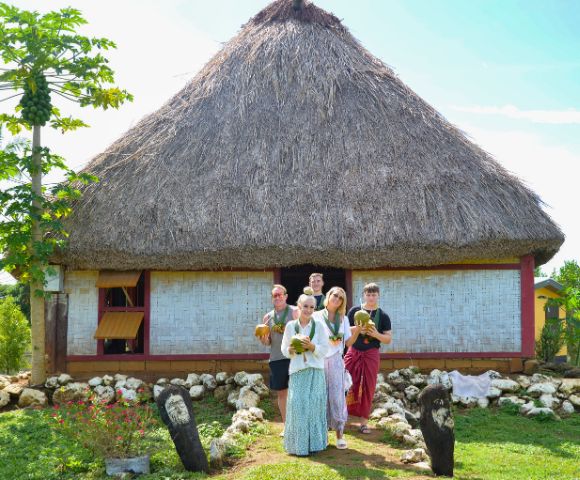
[6,0,220,180]
[453,104,580,124]
[456,123,579,273]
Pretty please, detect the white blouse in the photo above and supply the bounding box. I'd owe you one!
[281,318,329,374]
[313,310,352,358]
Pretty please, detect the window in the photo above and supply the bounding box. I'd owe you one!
[95,271,146,355]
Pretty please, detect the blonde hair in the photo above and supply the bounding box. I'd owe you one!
[323,286,347,316]
[297,294,316,308]
[309,273,323,281]
[272,284,287,295]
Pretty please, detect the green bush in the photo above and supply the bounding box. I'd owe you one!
[0,296,30,373]
[535,317,565,362]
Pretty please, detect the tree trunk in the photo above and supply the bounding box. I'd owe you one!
[30,125,45,385]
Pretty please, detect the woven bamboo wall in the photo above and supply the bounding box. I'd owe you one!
[64,271,99,355]
[150,272,273,354]
[352,269,521,353]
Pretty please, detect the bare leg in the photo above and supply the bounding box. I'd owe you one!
[278,388,288,423]
[336,428,343,440]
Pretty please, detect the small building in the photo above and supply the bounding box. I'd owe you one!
[46,0,564,377]
[534,277,567,362]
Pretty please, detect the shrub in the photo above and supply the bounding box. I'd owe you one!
[0,296,30,373]
[52,395,159,459]
[535,317,565,362]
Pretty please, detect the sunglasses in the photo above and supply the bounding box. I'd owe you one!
[330,292,344,299]
[272,293,286,299]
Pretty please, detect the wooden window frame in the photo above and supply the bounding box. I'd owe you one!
[96,271,150,357]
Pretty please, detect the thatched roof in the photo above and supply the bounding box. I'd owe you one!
[56,0,564,270]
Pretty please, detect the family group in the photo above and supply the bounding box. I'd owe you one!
[257,273,392,456]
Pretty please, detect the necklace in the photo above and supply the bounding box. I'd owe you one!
[271,306,289,334]
[315,294,326,311]
[294,318,316,340]
[323,309,343,340]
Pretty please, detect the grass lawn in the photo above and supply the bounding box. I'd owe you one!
[0,396,272,479]
[0,400,578,480]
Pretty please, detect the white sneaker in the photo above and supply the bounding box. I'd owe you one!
[279,428,285,437]
[336,438,348,449]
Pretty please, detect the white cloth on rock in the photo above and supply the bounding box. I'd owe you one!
[448,370,491,398]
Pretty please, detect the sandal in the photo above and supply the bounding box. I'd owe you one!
[336,438,348,449]
[359,424,371,434]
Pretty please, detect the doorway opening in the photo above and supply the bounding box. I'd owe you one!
[280,265,348,308]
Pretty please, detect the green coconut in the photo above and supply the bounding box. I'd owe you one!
[354,309,371,327]
[291,334,307,354]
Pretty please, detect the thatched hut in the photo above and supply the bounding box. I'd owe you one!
[47,0,563,377]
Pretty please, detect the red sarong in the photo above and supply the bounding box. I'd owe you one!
[344,347,380,419]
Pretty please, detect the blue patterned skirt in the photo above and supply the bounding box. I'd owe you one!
[284,367,328,456]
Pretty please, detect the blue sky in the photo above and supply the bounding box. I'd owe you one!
[1,0,578,283]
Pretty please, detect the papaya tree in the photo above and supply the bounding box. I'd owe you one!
[0,3,132,383]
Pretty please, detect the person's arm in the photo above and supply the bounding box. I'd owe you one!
[364,312,392,344]
[343,317,357,347]
[347,308,364,344]
[365,326,392,344]
[258,313,271,346]
[303,320,329,358]
[281,321,295,358]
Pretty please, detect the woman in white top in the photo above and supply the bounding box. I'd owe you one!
[314,286,354,449]
[281,293,329,456]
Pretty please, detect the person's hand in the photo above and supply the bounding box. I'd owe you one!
[364,325,378,338]
[301,337,315,351]
[288,346,296,355]
[259,334,271,346]
[353,325,363,335]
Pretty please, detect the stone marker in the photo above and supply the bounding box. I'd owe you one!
[418,384,455,477]
[155,385,209,473]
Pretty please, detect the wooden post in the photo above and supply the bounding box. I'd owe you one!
[44,294,58,374]
[55,293,68,373]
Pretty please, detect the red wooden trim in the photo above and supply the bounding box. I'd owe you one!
[520,255,535,356]
[144,270,150,356]
[97,288,105,355]
[67,353,270,361]
[345,269,353,310]
[66,351,524,362]
[380,351,525,359]
[358,263,520,271]
[273,268,281,285]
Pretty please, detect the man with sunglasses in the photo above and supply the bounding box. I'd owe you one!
[258,284,299,436]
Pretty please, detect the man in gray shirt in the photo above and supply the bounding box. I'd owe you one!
[258,284,298,435]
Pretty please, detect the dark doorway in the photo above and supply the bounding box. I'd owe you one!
[280,265,347,307]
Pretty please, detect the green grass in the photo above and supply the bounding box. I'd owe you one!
[238,462,415,480]
[451,407,580,480]
[0,396,273,480]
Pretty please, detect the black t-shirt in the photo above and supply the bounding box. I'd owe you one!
[314,294,325,311]
[347,305,391,351]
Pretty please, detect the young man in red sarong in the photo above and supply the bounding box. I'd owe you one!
[345,282,392,433]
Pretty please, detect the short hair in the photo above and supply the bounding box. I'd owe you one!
[362,283,380,294]
[272,284,287,295]
[309,273,323,281]
[323,286,347,316]
[297,293,316,307]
